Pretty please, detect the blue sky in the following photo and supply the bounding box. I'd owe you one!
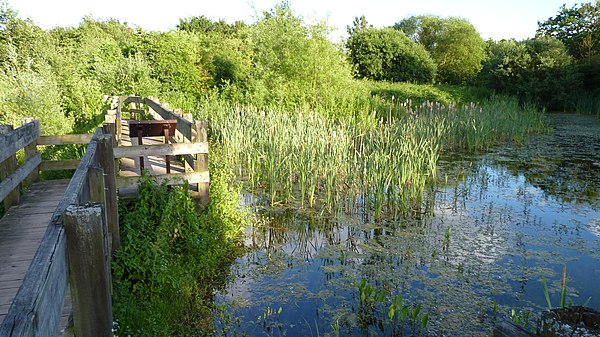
[8,0,581,41]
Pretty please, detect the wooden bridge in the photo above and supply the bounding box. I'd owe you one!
[0,96,209,336]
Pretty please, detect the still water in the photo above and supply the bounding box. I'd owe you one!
[216,114,600,336]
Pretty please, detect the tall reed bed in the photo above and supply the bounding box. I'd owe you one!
[203,95,546,217]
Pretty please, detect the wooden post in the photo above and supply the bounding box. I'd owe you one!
[0,125,20,210]
[63,203,113,337]
[193,121,209,205]
[21,118,39,184]
[116,97,122,145]
[98,135,120,253]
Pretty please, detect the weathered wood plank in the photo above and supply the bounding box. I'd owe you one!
[64,204,112,337]
[116,171,209,189]
[39,159,80,171]
[193,121,210,205]
[0,180,69,337]
[97,136,120,253]
[145,98,193,140]
[0,130,101,336]
[113,142,208,158]
[1,125,20,210]
[0,121,40,164]
[37,134,93,146]
[122,96,142,104]
[0,154,41,203]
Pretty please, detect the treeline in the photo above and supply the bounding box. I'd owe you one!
[347,2,600,113]
[0,1,598,136]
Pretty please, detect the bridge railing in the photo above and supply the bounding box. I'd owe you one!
[0,126,119,337]
[0,121,41,212]
[106,95,210,205]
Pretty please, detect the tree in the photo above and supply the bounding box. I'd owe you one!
[250,3,354,109]
[537,1,600,61]
[345,27,436,83]
[177,16,246,36]
[394,15,486,84]
[480,37,579,110]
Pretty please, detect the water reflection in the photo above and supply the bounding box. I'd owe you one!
[216,114,600,336]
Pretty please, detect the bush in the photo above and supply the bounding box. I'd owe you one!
[480,36,580,111]
[394,15,487,84]
[346,27,436,83]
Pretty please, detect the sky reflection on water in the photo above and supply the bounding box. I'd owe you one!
[216,114,600,336]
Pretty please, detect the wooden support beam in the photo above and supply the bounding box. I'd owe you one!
[0,120,40,164]
[193,121,210,205]
[21,118,39,184]
[112,142,208,158]
[39,159,80,171]
[63,204,112,337]
[0,154,41,203]
[0,125,20,210]
[116,171,209,189]
[37,134,93,146]
[97,135,120,253]
[144,98,193,141]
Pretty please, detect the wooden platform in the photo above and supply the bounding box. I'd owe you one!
[0,180,71,330]
[118,120,187,177]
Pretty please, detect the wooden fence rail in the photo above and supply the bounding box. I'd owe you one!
[0,127,118,337]
[1,94,207,336]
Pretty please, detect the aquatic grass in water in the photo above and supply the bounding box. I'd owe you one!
[205,96,546,217]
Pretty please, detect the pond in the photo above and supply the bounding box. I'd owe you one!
[215,114,600,336]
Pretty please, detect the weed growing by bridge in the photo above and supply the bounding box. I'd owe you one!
[112,165,246,336]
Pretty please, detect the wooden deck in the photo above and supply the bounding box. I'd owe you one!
[0,180,71,333]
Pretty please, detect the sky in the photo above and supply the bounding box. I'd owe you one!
[7,0,581,41]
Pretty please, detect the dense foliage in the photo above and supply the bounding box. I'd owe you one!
[480,37,579,111]
[394,15,487,84]
[113,166,245,336]
[537,1,600,61]
[346,27,436,83]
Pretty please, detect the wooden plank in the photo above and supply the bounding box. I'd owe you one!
[97,136,120,253]
[116,171,209,189]
[113,142,208,158]
[21,119,39,184]
[39,160,80,171]
[193,121,210,205]
[0,154,41,203]
[122,96,142,104]
[0,131,101,337]
[145,98,192,140]
[0,125,19,210]
[0,121,40,164]
[64,204,112,337]
[37,134,93,146]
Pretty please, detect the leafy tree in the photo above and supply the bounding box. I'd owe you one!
[480,37,579,110]
[250,3,354,109]
[394,15,486,84]
[537,1,600,61]
[177,15,246,36]
[346,27,436,83]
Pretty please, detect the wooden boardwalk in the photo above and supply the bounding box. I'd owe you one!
[0,180,71,330]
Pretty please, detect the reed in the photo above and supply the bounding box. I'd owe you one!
[202,95,546,217]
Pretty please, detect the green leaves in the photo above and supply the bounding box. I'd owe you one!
[346,27,436,83]
[394,15,486,84]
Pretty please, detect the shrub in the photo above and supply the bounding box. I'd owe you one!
[346,27,436,83]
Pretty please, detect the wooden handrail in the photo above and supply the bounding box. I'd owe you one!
[0,127,118,337]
